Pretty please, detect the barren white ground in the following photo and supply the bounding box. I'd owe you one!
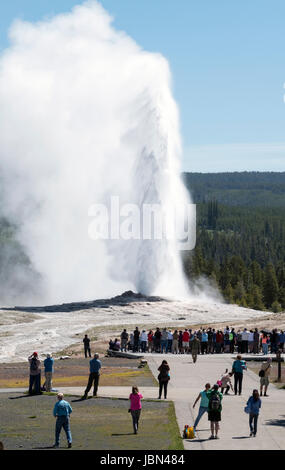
[0,293,271,363]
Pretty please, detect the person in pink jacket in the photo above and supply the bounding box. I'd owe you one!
[129,386,143,434]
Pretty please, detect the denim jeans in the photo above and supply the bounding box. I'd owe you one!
[131,409,141,433]
[55,416,72,445]
[262,343,268,354]
[194,406,208,429]
[161,340,168,353]
[249,413,258,435]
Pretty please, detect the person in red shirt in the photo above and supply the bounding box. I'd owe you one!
[147,330,154,352]
[182,329,190,354]
[215,331,224,354]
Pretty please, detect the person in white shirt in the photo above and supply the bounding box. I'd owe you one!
[167,330,173,353]
[241,329,250,353]
[140,330,148,353]
[248,331,254,353]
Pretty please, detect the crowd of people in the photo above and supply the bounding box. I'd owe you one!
[23,328,275,448]
[191,355,270,439]
[108,326,285,356]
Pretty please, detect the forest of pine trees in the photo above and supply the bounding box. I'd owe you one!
[182,172,285,312]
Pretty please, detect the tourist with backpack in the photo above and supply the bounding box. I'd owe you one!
[28,352,42,395]
[259,357,272,396]
[245,389,262,437]
[206,384,223,439]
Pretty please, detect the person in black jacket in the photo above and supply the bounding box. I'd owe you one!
[133,327,140,352]
[83,335,91,358]
[157,360,170,399]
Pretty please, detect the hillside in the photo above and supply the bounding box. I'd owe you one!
[182,171,285,312]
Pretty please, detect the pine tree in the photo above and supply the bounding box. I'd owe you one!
[263,263,279,308]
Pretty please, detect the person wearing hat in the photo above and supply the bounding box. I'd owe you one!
[53,393,72,448]
[82,353,102,399]
[44,353,54,392]
[28,352,41,395]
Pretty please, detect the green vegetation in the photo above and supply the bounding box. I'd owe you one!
[182,172,285,312]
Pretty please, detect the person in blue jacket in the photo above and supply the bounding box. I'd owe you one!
[53,393,72,448]
[43,353,54,392]
[246,389,262,437]
[82,353,102,399]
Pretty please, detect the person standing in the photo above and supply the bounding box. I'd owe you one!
[253,328,260,354]
[83,335,91,358]
[167,330,173,353]
[201,330,208,355]
[43,354,54,392]
[133,327,140,352]
[147,330,154,352]
[140,330,147,353]
[259,357,272,397]
[261,332,269,355]
[161,328,168,354]
[154,328,162,353]
[193,383,211,432]
[232,355,245,395]
[53,393,72,448]
[82,353,102,399]
[182,329,190,354]
[129,386,143,434]
[241,328,250,354]
[246,389,262,437]
[172,330,179,354]
[120,329,129,352]
[28,352,42,395]
[207,384,223,439]
[191,335,201,363]
[157,360,170,399]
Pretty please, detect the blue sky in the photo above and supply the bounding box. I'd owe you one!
[0,0,284,172]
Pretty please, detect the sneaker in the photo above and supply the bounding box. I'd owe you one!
[264,394,269,397]
[52,444,59,448]
[209,435,215,439]
[253,433,256,437]
[215,436,219,439]
[68,443,72,448]
[250,432,253,437]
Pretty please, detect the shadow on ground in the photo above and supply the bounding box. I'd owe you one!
[265,416,285,427]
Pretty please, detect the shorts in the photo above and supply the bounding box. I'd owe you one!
[182,342,189,348]
[208,410,221,422]
[260,376,269,387]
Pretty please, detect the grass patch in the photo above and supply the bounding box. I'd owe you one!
[0,393,182,450]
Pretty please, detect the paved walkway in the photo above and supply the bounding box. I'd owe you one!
[2,353,284,450]
[146,353,285,450]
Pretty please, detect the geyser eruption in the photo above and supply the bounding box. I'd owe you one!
[0,1,192,305]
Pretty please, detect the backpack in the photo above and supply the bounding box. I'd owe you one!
[30,357,38,372]
[209,392,221,411]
